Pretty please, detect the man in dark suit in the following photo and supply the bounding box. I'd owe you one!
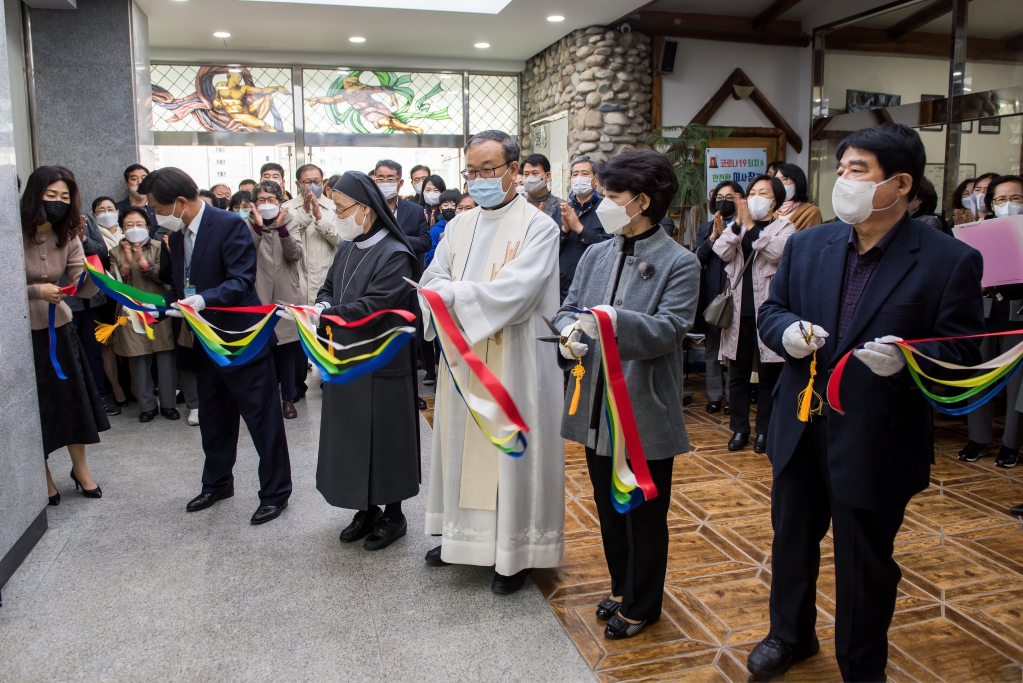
[752,124,984,682]
[374,159,432,410]
[140,167,292,525]
[115,164,160,238]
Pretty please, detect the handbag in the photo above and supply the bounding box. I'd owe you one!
[703,250,757,330]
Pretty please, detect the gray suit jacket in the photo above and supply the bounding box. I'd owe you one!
[554,228,700,460]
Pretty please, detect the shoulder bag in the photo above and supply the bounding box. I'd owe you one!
[703,249,757,330]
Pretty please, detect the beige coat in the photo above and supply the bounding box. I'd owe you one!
[249,213,304,344]
[284,194,342,305]
[712,217,796,364]
[776,202,824,232]
[24,233,99,330]
[110,239,175,356]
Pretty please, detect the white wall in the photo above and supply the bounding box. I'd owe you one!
[4,0,32,189]
[660,38,812,170]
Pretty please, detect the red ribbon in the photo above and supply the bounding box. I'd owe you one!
[592,308,658,502]
[320,307,416,328]
[419,287,529,434]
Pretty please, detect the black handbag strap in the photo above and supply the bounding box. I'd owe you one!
[725,249,757,295]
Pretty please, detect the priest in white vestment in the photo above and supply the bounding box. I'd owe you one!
[419,130,565,594]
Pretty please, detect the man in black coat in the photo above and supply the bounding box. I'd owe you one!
[142,168,292,526]
[753,124,984,682]
[558,155,611,302]
[115,164,160,238]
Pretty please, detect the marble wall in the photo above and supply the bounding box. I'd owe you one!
[0,0,47,575]
[29,0,150,205]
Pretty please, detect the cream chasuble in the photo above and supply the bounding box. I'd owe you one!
[420,195,565,575]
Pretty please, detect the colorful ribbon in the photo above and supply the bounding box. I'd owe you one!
[827,329,1023,416]
[418,286,530,457]
[47,270,88,379]
[571,307,658,514]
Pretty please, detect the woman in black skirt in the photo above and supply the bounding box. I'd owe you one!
[22,166,110,505]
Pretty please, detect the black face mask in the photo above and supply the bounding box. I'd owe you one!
[441,208,456,221]
[43,200,70,225]
[715,198,736,218]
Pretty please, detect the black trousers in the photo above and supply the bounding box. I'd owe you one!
[196,351,293,505]
[769,418,907,682]
[72,307,107,396]
[728,316,782,436]
[294,344,309,397]
[273,341,299,402]
[586,448,675,622]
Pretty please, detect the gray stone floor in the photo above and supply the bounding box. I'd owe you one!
[0,370,594,682]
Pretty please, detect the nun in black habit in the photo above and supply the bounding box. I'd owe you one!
[314,171,422,551]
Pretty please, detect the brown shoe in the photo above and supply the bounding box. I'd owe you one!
[282,401,298,419]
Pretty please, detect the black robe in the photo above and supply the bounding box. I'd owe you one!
[314,224,420,510]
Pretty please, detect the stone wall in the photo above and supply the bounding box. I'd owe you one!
[520,26,653,162]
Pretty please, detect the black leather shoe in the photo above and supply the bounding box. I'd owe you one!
[747,635,820,680]
[425,545,451,567]
[958,440,988,462]
[102,397,121,416]
[423,371,437,386]
[491,569,530,594]
[48,491,60,506]
[70,469,102,498]
[251,501,287,525]
[1010,502,1023,516]
[139,409,157,423]
[185,490,233,512]
[161,407,181,421]
[723,403,730,415]
[754,434,768,454]
[604,613,653,639]
[340,508,383,542]
[176,391,186,405]
[416,396,428,411]
[995,446,1018,468]
[595,596,622,620]
[115,398,130,407]
[706,401,722,414]
[728,433,749,451]
[364,515,407,551]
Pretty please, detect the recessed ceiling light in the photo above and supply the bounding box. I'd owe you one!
[213,31,231,38]
[547,15,564,22]
[349,36,366,43]
[475,42,490,48]
[440,74,452,79]
[228,68,242,73]
[953,71,963,76]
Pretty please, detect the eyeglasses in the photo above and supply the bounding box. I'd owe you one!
[461,161,510,181]
[255,197,280,205]
[297,179,322,187]
[992,196,1023,206]
[334,202,359,218]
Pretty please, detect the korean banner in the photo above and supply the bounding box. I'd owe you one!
[706,147,768,218]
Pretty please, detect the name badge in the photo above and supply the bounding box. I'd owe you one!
[184,285,196,297]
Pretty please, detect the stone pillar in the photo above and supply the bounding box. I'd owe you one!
[521,27,653,163]
[27,0,151,203]
[0,0,47,589]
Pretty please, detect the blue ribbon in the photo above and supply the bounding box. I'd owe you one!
[192,314,281,368]
[300,328,417,386]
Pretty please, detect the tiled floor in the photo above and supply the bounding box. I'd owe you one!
[532,375,1023,682]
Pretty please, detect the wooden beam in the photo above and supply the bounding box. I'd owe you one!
[1007,33,1023,51]
[826,26,1023,62]
[752,0,806,29]
[619,11,810,48]
[887,0,952,40]
[650,36,663,132]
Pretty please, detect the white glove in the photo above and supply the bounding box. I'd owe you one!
[276,308,295,321]
[577,305,617,339]
[425,279,456,307]
[165,309,184,318]
[854,335,905,377]
[782,321,829,359]
[177,294,205,312]
[558,322,588,360]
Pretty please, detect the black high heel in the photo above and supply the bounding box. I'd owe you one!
[48,491,60,506]
[70,469,102,499]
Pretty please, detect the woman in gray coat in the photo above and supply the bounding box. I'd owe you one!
[554,150,700,640]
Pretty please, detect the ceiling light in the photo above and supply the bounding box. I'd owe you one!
[475,42,490,48]
[349,36,366,43]
[440,74,453,79]
[213,31,231,38]
[228,68,242,73]
[953,71,962,76]
[547,15,564,22]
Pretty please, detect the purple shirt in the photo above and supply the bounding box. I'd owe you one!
[837,213,907,338]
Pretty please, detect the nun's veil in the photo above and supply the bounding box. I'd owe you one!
[332,171,419,273]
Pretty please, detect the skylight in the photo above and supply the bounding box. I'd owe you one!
[237,0,513,13]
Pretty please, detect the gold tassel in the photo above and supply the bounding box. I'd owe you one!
[326,325,335,358]
[95,316,127,345]
[797,349,822,422]
[568,360,585,415]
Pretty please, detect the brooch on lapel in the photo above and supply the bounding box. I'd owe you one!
[638,262,654,280]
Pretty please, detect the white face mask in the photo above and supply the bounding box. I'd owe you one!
[96,212,119,229]
[748,195,776,221]
[259,204,281,221]
[523,176,548,195]
[155,199,186,232]
[595,195,639,235]
[994,202,1023,218]
[962,194,976,211]
[571,176,594,197]
[831,175,899,225]
[515,184,527,196]
[334,204,367,241]
[377,182,399,200]
[413,182,424,194]
[783,183,796,201]
[974,192,987,213]
[423,191,441,206]
[129,184,142,199]
[124,227,149,244]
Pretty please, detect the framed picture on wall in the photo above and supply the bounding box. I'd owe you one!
[960,121,973,134]
[920,95,944,131]
[846,89,901,113]
[978,117,1001,134]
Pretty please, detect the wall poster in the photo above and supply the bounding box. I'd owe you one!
[706,146,768,215]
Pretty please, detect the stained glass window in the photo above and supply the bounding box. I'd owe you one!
[150,65,293,133]
[468,75,519,136]
[303,69,463,135]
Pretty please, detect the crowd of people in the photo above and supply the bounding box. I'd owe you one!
[20,121,1023,682]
